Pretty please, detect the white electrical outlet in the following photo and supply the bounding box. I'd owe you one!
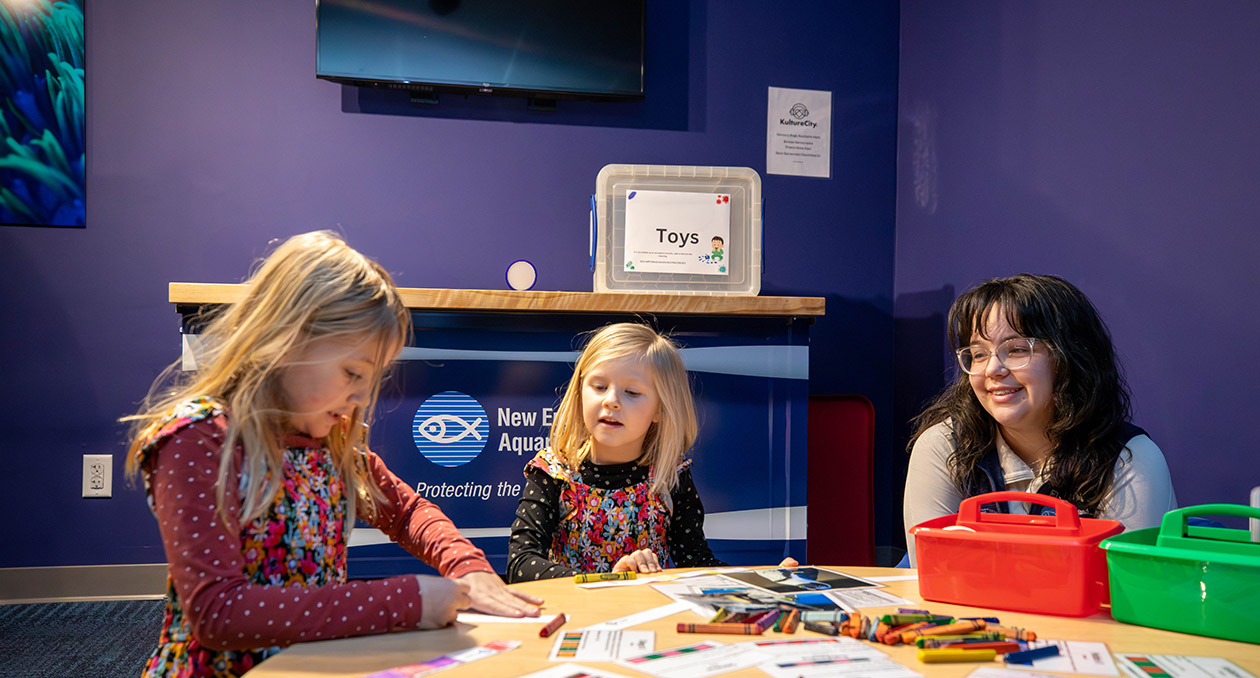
[83,454,112,498]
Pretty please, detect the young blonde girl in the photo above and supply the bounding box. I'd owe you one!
[125,231,538,678]
[506,323,795,581]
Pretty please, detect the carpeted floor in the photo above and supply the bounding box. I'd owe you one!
[0,599,164,678]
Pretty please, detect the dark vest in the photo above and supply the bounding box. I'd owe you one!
[969,423,1147,517]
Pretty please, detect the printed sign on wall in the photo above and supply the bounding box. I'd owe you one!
[623,190,731,276]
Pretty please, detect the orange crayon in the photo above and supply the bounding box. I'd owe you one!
[781,609,801,634]
[902,619,986,645]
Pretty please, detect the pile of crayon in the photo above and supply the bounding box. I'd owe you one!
[676,606,802,636]
[798,608,1049,664]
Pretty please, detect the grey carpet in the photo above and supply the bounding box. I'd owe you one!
[0,599,164,678]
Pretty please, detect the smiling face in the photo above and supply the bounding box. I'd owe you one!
[967,305,1056,445]
[277,334,384,439]
[580,355,661,464]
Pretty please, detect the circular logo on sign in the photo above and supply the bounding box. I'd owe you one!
[789,103,809,120]
[412,391,489,467]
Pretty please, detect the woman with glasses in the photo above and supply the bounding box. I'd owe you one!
[902,274,1176,565]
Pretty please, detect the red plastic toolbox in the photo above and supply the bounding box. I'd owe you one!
[910,491,1124,616]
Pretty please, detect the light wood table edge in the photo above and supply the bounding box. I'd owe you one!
[169,283,825,317]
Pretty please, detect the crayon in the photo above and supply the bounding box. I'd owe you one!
[959,617,1001,623]
[916,633,1005,647]
[941,641,1021,654]
[772,611,789,632]
[803,621,840,636]
[1005,645,1060,664]
[539,613,568,638]
[752,609,781,633]
[796,609,846,620]
[880,613,956,626]
[897,607,931,614]
[917,648,998,663]
[677,622,763,635]
[840,614,862,639]
[573,572,636,583]
[874,621,892,642]
[988,624,1038,642]
[781,609,801,634]
[708,609,729,623]
[902,619,986,644]
[883,621,931,645]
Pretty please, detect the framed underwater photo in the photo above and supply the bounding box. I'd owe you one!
[0,0,85,227]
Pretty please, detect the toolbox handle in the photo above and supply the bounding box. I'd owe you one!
[1155,504,1260,554]
[957,491,1082,533]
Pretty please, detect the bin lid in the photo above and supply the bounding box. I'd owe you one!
[911,491,1124,545]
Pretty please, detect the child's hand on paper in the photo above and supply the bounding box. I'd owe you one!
[612,548,662,573]
[458,571,543,617]
[416,574,470,628]
[778,557,799,568]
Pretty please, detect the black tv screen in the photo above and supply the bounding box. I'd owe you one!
[316,0,645,100]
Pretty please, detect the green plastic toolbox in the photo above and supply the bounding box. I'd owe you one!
[1100,504,1260,644]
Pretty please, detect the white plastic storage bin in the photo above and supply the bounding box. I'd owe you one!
[593,164,761,295]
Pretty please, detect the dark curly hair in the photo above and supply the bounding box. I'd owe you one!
[907,274,1134,516]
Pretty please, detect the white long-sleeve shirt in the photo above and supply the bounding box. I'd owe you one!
[903,421,1177,566]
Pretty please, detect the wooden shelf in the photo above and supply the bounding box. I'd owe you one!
[169,283,824,317]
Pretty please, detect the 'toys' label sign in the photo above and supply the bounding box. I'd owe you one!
[412,391,489,467]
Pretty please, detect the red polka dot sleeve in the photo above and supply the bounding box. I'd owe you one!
[359,450,496,580]
[147,419,427,651]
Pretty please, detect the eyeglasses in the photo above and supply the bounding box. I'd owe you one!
[955,337,1039,375]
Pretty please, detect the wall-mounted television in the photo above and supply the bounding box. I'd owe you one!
[316,0,645,102]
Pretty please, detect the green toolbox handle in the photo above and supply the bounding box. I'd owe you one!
[958,491,1082,533]
[1155,504,1260,555]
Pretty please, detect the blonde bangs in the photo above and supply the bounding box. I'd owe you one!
[550,323,698,497]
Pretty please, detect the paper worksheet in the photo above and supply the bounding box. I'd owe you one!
[455,612,555,625]
[585,602,692,630]
[749,637,920,678]
[1114,654,1257,678]
[515,664,639,678]
[1004,640,1119,676]
[548,629,654,662]
[826,588,915,610]
[616,640,771,678]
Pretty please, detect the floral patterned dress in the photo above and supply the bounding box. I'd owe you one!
[528,448,683,571]
[138,397,347,677]
[136,396,491,678]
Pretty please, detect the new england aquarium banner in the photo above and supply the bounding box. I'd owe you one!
[0,0,85,228]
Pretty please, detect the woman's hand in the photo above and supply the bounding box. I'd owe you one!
[612,548,662,574]
[778,557,799,568]
[416,574,470,629]
[458,571,543,617]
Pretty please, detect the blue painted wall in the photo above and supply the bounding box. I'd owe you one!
[0,1,900,568]
[893,1,1260,542]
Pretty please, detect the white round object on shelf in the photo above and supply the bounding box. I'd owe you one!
[506,259,537,290]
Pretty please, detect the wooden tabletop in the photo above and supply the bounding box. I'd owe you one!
[169,283,825,317]
[242,567,1260,677]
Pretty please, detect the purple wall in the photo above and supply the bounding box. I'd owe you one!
[894,1,1260,540]
[0,1,900,567]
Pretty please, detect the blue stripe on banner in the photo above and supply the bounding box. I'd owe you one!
[397,345,807,380]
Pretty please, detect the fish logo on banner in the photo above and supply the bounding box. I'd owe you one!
[413,391,489,467]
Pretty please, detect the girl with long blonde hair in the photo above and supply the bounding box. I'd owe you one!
[506,322,795,581]
[125,231,539,678]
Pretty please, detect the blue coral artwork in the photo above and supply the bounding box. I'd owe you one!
[0,0,85,227]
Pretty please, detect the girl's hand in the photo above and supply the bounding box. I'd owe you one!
[416,574,470,629]
[778,557,800,568]
[458,571,543,617]
[612,548,662,573]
